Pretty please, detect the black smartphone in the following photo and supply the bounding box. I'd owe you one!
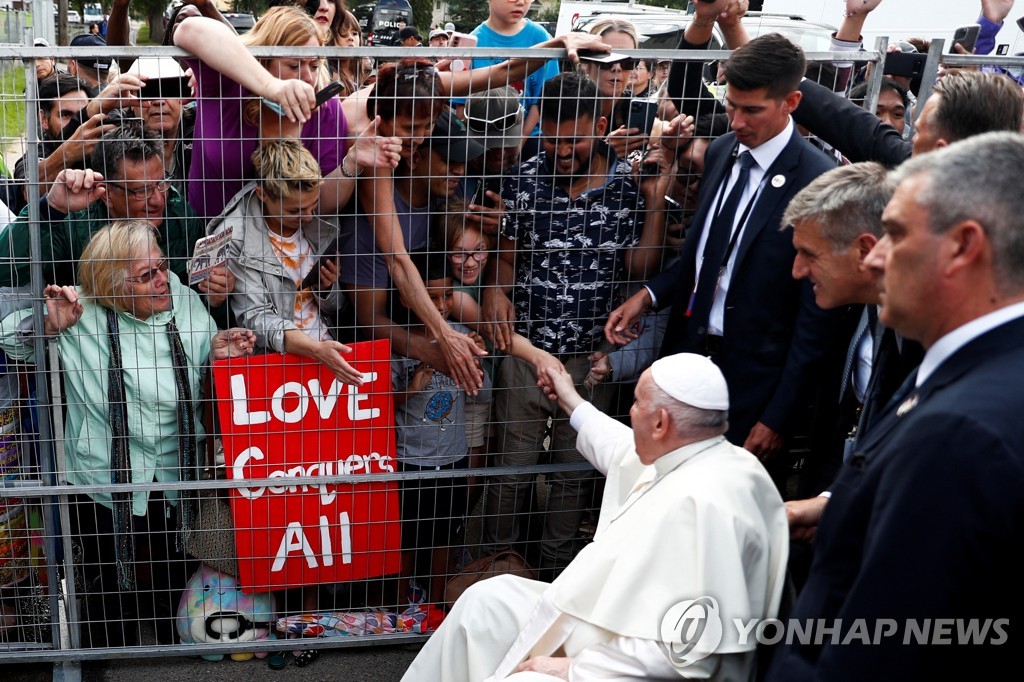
[626,99,658,136]
[883,52,927,79]
[951,23,981,53]
[664,195,684,226]
[471,184,489,208]
[315,81,344,108]
[140,76,190,100]
[301,253,339,291]
[1018,16,1024,32]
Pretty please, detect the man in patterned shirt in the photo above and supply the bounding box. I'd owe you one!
[481,72,671,577]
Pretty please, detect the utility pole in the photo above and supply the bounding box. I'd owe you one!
[57,0,68,45]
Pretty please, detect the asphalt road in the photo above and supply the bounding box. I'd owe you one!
[8,642,421,681]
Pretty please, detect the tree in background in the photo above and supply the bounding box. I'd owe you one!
[135,0,169,44]
[445,0,489,33]
[537,0,559,25]
[409,0,433,33]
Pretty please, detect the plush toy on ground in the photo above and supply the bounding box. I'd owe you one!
[176,563,276,661]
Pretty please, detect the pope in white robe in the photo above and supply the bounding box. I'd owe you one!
[402,353,789,681]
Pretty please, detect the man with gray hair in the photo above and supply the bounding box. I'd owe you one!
[782,163,922,513]
[767,131,1024,681]
[404,353,787,681]
[0,124,232,311]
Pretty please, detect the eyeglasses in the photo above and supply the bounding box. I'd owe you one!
[449,250,487,264]
[126,258,169,284]
[108,177,172,201]
[466,105,524,133]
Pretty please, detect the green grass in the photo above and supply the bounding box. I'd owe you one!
[136,22,153,45]
[0,64,27,148]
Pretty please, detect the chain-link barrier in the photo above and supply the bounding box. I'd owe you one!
[1,36,1020,673]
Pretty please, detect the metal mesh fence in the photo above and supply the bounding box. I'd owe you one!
[0,33,1016,667]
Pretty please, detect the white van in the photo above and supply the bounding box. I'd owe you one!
[763,0,1024,51]
[559,2,836,52]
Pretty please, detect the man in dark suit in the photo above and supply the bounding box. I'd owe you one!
[768,132,1024,681]
[607,24,837,463]
[793,70,1023,167]
[779,163,923,592]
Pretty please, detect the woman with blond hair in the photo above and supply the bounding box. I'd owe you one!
[578,18,649,159]
[174,5,401,219]
[0,219,254,647]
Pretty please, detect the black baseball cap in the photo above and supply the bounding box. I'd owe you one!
[398,26,422,42]
[425,110,485,164]
[70,33,113,72]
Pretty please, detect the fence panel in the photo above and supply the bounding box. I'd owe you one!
[10,37,1013,669]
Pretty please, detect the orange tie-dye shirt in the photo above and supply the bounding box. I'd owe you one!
[268,230,331,342]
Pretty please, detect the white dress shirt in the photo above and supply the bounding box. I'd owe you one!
[693,118,794,335]
[916,301,1024,387]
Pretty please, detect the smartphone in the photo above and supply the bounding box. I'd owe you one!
[664,195,684,226]
[140,76,190,100]
[301,253,339,291]
[1018,16,1024,32]
[883,52,927,79]
[997,44,1010,56]
[951,23,981,53]
[263,82,341,118]
[315,81,344,108]
[449,32,477,72]
[471,184,489,209]
[626,99,658,136]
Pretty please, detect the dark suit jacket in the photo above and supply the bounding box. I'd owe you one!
[800,304,864,498]
[794,79,912,168]
[769,314,1024,681]
[646,127,838,442]
[856,325,924,437]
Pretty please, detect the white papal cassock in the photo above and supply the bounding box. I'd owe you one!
[402,402,789,681]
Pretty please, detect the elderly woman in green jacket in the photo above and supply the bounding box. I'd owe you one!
[0,220,254,647]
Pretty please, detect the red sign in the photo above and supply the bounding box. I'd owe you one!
[213,340,401,592]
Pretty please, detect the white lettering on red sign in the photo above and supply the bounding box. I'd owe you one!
[271,513,352,572]
[229,372,380,425]
[231,447,395,502]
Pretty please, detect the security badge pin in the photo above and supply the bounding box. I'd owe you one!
[771,174,786,188]
[897,393,919,417]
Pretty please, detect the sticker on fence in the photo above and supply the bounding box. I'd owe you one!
[213,339,401,593]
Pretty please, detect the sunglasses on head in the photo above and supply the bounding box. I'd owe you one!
[398,63,438,82]
[466,105,524,133]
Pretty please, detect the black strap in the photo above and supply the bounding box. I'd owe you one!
[106,306,198,590]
